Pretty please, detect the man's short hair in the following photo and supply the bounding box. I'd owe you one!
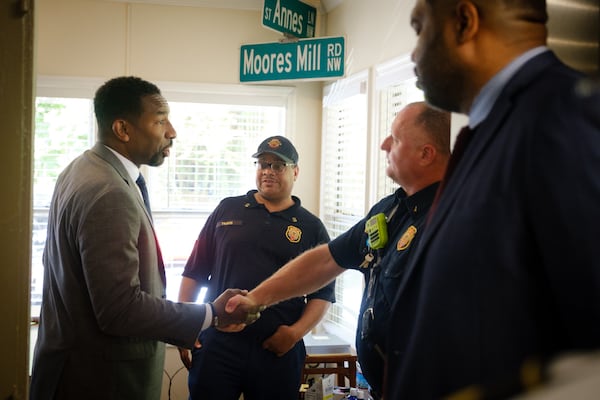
[94,76,161,135]
[426,0,547,24]
[415,104,451,156]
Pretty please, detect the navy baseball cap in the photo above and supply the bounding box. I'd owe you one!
[252,136,298,164]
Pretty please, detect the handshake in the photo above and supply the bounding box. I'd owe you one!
[209,288,266,329]
[179,289,267,369]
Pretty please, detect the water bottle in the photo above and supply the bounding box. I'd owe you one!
[356,362,370,391]
[347,388,359,400]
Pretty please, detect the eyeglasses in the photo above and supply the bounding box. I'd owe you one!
[254,160,295,173]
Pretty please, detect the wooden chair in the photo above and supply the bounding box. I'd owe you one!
[301,352,357,388]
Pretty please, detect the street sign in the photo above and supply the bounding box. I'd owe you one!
[240,36,344,83]
[262,0,317,39]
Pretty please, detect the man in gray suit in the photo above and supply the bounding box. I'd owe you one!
[30,76,258,400]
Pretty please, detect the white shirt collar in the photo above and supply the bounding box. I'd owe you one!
[104,145,141,182]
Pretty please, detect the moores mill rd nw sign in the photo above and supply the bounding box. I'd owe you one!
[239,36,345,83]
[262,0,317,39]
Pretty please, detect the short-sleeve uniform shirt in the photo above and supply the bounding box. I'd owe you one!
[183,190,335,339]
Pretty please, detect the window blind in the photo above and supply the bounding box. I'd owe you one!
[374,56,424,199]
[320,71,369,337]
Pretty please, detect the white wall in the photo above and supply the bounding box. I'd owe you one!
[162,346,190,400]
[34,0,462,215]
[325,0,417,76]
[35,0,325,213]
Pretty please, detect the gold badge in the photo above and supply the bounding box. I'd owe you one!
[286,225,302,243]
[397,225,417,251]
[268,138,282,149]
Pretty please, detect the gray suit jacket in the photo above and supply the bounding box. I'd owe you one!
[30,143,206,400]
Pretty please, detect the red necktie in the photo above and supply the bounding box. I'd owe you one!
[428,125,476,221]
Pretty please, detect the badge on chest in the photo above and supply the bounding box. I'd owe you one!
[397,225,417,251]
[286,225,302,243]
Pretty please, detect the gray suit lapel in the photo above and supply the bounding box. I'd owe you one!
[90,143,154,224]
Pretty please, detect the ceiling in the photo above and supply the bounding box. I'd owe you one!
[547,0,599,74]
[107,0,597,73]
[108,0,343,13]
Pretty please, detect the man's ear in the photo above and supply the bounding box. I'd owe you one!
[421,143,436,165]
[112,120,130,142]
[454,0,480,44]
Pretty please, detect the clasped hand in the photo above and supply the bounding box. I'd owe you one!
[178,289,266,370]
[211,288,266,329]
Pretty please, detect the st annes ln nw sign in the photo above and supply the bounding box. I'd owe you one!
[262,0,317,39]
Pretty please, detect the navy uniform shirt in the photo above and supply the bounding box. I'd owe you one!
[183,190,335,340]
[328,182,439,395]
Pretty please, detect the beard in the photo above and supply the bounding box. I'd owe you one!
[147,153,165,167]
[414,29,469,114]
[147,141,172,167]
[417,58,467,114]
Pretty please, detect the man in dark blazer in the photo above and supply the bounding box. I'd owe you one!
[383,0,600,398]
[30,77,257,400]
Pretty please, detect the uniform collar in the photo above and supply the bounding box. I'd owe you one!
[244,190,302,219]
[395,182,440,217]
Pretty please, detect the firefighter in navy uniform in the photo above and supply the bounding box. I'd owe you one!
[331,180,441,398]
[178,136,335,400]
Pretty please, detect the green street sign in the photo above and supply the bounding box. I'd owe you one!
[262,0,317,39]
[240,36,345,83]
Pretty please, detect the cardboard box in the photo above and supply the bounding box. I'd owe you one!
[304,374,335,400]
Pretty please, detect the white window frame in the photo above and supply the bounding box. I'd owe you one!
[320,70,369,343]
[371,55,424,200]
[32,75,295,312]
[318,56,426,344]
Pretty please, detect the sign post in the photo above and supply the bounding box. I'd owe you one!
[240,36,345,83]
[262,0,317,39]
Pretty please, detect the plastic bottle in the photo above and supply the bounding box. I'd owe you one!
[356,362,370,391]
[347,387,359,400]
[356,389,366,399]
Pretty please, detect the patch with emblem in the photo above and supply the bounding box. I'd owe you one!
[286,225,302,243]
[397,225,417,251]
[268,138,282,149]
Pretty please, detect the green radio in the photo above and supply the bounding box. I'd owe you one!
[365,213,388,250]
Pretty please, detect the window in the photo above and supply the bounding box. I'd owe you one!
[320,71,369,340]
[32,97,96,314]
[145,99,288,300]
[32,77,292,316]
[373,55,424,200]
[318,58,424,342]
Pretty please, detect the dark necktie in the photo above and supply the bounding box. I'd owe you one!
[136,173,152,219]
[428,125,476,221]
[135,173,166,286]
